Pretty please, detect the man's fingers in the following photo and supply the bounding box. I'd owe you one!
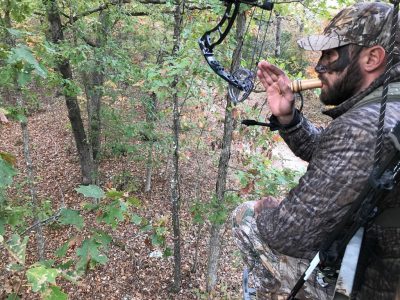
[257,69,273,89]
[257,61,287,87]
[258,61,285,77]
[277,77,293,96]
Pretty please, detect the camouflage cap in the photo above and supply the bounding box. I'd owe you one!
[297,2,400,54]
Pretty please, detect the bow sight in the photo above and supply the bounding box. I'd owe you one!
[198,0,274,104]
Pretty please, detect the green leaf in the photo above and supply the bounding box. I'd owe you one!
[55,241,70,258]
[40,259,56,268]
[59,209,84,230]
[127,196,141,207]
[100,200,125,228]
[60,269,79,284]
[163,247,172,257]
[75,185,105,200]
[17,70,31,86]
[140,224,153,232]
[6,28,32,38]
[14,113,28,124]
[76,237,108,273]
[7,293,21,300]
[42,286,68,300]
[8,263,25,271]
[0,151,16,166]
[0,157,17,188]
[131,214,142,225]
[93,231,112,248]
[105,189,124,199]
[6,234,29,264]
[7,44,47,78]
[56,259,74,271]
[82,202,99,211]
[26,265,59,292]
[151,233,165,247]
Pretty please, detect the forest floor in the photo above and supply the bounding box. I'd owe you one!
[0,89,330,300]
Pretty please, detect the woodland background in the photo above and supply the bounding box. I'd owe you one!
[0,0,355,299]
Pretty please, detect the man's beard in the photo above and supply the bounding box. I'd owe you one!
[319,60,363,106]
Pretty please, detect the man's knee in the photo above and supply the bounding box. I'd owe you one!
[232,201,257,229]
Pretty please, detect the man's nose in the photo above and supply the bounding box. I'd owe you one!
[315,64,328,73]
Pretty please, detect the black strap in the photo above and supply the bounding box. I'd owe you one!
[320,128,400,266]
[242,109,302,131]
[287,121,400,300]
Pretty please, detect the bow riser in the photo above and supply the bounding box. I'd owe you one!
[198,0,273,103]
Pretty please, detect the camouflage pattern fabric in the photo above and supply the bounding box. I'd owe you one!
[253,63,400,300]
[232,202,333,300]
[297,2,400,54]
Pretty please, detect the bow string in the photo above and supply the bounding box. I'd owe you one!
[198,0,275,104]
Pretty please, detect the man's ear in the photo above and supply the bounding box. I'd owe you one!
[361,45,387,73]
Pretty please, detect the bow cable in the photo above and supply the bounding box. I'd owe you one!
[228,7,274,102]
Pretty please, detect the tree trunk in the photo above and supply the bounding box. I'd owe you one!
[144,92,158,193]
[191,127,205,272]
[44,0,95,184]
[0,2,14,105]
[170,0,184,292]
[206,11,245,292]
[83,67,103,165]
[83,11,111,166]
[3,2,45,260]
[274,12,282,57]
[20,117,45,260]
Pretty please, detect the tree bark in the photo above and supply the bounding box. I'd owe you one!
[2,3,45,260]
[144,92,158,193]
[44,0,95,184]
[170,0,184,292]
[206,11,245,292]
[82,10,112,166]
[20,117,45,260]
[0,2,14,105]
[274,12,282,57]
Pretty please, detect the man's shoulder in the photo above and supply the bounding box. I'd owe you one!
[351,82,400,111]
[339,92,400,130]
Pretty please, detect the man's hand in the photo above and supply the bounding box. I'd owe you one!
[254,196,280,216]
[257,61,295,125]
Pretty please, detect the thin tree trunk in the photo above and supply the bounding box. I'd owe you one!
[170,0,184,292]
[3,3,45,260]
[274,12,282,57]
[83,10,110,166]
[44,0,95,184]
[206,11,246,292]
[20,116,45,260]
[83,67,103,165]
[145,92,158,193]
[145,145,153,192]
[144,43,164,193]
[190,126,206,272]
[0,2,14,105]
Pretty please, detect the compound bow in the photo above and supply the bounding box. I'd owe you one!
[198,0,274,104]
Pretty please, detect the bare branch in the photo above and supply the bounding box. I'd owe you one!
[64,0,130,25]
[122,11,150,16]
[185,4,212,10]
[137,0,166,4]
[81,35,99,47]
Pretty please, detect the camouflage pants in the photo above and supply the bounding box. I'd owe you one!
[232,201,333,300]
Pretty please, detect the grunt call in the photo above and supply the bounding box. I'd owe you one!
[290,79,322,93]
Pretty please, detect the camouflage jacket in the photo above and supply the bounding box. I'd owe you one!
[256,65,400,299]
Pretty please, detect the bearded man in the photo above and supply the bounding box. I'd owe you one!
[232,2,400,300]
